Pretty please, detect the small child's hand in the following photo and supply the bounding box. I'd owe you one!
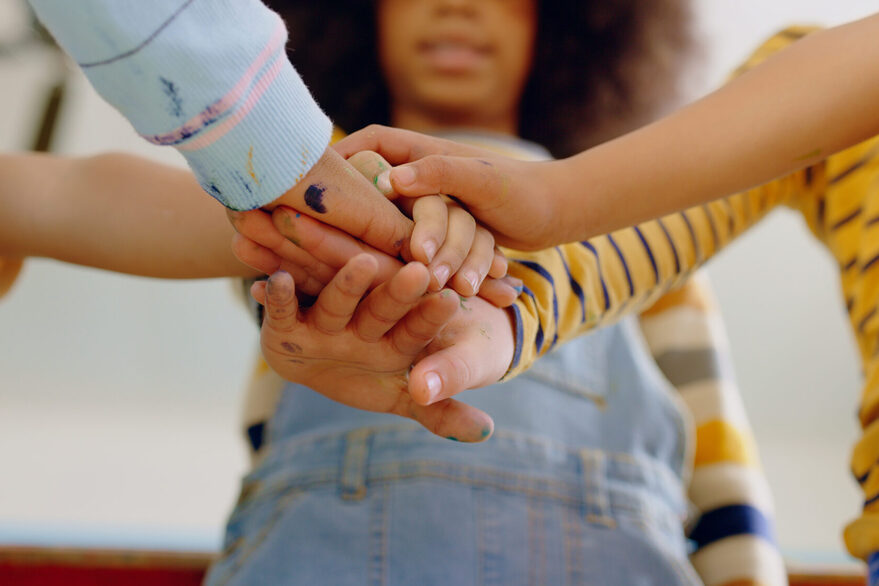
[254,255,495,443]
[346,150,508,297]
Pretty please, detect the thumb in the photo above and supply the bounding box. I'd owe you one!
[408,335,509,406]
[263,271,299,332]
[388,156,505,210]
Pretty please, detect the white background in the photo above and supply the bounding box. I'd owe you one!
[0,0,876,563]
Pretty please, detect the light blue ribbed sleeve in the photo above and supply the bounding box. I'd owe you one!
[28,0,332,210]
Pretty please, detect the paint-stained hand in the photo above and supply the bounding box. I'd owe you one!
[229,148,520,306]
[335,125,571,250]
[254,256,498,442]
[245,146,414,257]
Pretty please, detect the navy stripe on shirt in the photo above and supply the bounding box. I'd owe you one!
[518,260,560,347]
[554,248,587,323]
[520,285,545,354]
[580,241,610,311]
[633,226,659,285]
[606,234,634,296]
[688,504,776,550]
[656,218,681,275]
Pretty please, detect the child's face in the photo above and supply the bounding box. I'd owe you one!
[377,0,536,133]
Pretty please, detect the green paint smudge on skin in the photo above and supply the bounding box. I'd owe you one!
[793,148,822,162]
[458,294,471,311]
[481,427,491,439]
[281,213,301,246]
[446,436,460,442]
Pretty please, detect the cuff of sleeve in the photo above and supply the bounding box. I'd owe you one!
[870,552,879,586]
[500,300,536,382]
[179,59,333,210]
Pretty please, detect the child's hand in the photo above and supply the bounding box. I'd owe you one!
[254,255,496,442]
[335,126,568,250]
[346,150,508,296]
[235,206,520,308]
[230,150,518,305]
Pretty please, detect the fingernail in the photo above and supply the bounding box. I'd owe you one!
[464,270,479,294]
[422,239,437,262]
[393,165,416,187]
[375,170,392,195]
[433,264,450,287]
[425,371,442,403]
[504,276,524,295]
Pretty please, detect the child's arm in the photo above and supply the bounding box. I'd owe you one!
[27,0,412,258]
[336,12,879,248]
[0,152,258,279]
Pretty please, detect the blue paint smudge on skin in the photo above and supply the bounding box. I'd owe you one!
[304,184,327,213]
[481,427,491,439]
[446,436,460,442]
[159,77,184,118]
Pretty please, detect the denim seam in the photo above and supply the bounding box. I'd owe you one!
[212,488,304,586]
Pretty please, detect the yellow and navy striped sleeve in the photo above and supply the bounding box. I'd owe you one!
[502,142,812,379]
[640,275,786,586]
[502,25,819,379]
[506,25,879,567]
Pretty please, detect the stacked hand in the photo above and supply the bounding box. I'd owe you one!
[231,148,519,442]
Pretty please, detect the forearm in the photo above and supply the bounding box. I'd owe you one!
[503,168,808,377]
[28,0,332,210]
[0,152,258,278]
[556,14,879,239]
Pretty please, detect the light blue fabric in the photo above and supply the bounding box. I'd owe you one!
[28,0,331,209]
[206,317,701,585]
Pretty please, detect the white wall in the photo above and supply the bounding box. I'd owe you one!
[0,0,876,562]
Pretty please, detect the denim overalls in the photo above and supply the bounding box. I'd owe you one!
[206,316,700,585]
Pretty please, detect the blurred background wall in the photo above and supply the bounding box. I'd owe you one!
[0,0,875,564]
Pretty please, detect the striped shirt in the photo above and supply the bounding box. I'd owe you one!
[503,26,879,564]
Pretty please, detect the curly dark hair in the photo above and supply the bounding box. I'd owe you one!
[268,0,693,157]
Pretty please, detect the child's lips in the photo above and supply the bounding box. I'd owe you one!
[418,40,491,73]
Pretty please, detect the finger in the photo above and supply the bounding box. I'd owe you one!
[428,205,475,291]
[270,148,412,258]
[489,249,508,279]
[231,209,335,286]
[309,254,378,334]
[353,262,430,341]
[401,396,494,443]
[231,232,282,275]
[390,155,508,212]
[347,150,394,196]
[250,280,267,306]
[334,125,486,163]
[476,278,518,308]
[409,325,512,406]
[272,206,403,287]
[449,226,495,297]
[263,271,299,333]
[228,209,289,251]
[388,290,460,356]
[410,196,448,264]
